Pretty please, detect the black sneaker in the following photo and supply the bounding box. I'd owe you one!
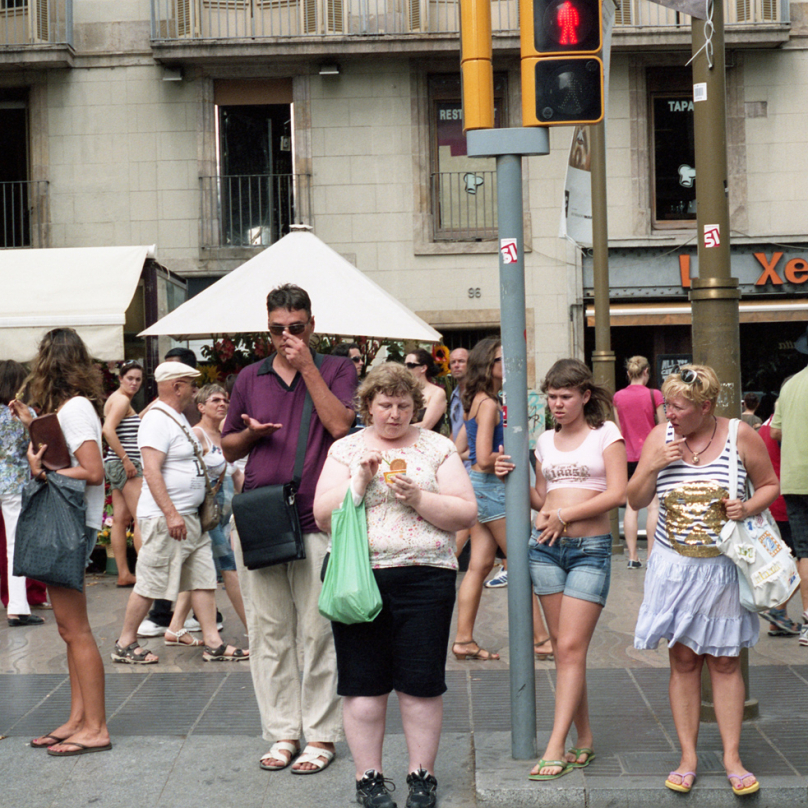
[406,769,437,808]
[356,769,397,808]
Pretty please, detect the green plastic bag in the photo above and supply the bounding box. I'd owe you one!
[318,489,383,625]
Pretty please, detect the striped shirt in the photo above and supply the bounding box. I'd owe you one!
[105,413,141,463]
[654,422,746,551]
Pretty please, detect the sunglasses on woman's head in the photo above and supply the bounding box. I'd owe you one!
[405,362,423,369]
[120,360,140,370]
[268,322,308,336]
[680,369,700,385]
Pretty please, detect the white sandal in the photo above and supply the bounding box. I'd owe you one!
[259,741,299,771]
[164,628,203,647]
[290,744,335,775]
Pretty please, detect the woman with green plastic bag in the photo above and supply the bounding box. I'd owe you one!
[314,362,476,808]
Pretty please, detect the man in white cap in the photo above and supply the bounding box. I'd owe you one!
[111,362,248,664]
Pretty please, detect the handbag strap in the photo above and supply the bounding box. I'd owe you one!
[726,417,753,501]
[292,353,324,487]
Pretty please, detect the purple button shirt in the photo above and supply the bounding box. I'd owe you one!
[222,352,357,532]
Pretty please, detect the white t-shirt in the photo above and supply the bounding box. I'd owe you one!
[58,397,104,530]
[137,401,206,519]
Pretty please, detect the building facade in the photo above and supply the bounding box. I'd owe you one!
[1,0,805,392]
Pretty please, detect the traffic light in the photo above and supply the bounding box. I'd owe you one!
[520,0,604,127]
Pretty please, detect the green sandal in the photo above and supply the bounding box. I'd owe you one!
[529,759,573,781]
[567,747,595,768]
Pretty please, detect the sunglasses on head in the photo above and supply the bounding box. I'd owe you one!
[405,362,423,369]
[268,321,308,336]
[680,368,700,385]
[120,360,140,370]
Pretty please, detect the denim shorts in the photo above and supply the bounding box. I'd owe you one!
[528,530,612,606]
[469,471,505,524]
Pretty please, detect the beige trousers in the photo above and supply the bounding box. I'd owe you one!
[231,522,342,743]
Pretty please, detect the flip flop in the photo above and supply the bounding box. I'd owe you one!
[727,772,759,796]
[47,742,113,757]
[290,745,335,775]
[665,771,696,793]
[164,628,204,647]
[567,747,595,768]
[528,759,573,781]
[259,741,300,771]
[30,733,68,749]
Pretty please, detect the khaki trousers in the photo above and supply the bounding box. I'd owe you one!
[231,522,342,743]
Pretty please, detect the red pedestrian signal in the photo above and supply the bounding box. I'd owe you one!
[520,0,604,126]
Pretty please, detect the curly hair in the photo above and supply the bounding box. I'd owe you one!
[461,338,501,414]
[357,362,424,426]
[542,358,613,430]
[661,364,720,410]
[23,328,105,417]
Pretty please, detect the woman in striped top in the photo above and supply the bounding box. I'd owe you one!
[629,366,778,797]
[102,360,144,587]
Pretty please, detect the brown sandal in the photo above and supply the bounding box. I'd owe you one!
[452,640,500,661]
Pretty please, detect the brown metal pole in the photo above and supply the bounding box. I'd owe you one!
[589,121,620,549]
[690,0,757,722]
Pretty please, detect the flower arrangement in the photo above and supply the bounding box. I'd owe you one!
[96,491,134,546]
[431,345,451,377]
[200,334,274,377]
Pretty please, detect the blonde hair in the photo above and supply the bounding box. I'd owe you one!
[626,355,649,381]
[357,363,424,426]
[661,364,720,409]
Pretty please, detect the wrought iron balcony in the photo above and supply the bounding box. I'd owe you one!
[0,0,73,48]
[150,0,784,42]
[200,173,310,249]
[0,180,48,248]
[431,170,497,242]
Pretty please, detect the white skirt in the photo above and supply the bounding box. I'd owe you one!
[634,541,759,657]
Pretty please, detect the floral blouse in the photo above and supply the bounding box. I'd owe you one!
[0,405,33,496]
[327,428,460,571]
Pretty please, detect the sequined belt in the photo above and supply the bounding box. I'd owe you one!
[670,541,721,558]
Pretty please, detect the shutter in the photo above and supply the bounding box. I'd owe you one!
[33,0,49,41]
[614,0,632,25]
[760,0,776,20]
[177,0,193,35]
[408,0,426,30]
[326,0,344,31]
[735,0,751,21]
[302,0,318,32]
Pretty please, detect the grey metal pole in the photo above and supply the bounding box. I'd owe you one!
[468,127,548,759]
[496,152,537,761]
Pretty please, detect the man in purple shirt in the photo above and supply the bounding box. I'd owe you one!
[222,284,356,775]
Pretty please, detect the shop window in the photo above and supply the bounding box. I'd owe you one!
[649,68,696,228]
[429,73,507,242]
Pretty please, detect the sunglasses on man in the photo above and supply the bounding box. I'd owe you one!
[268,321,309,336]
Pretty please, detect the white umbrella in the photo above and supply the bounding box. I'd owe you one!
[140,230,441,342]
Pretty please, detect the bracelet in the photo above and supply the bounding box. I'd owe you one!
[557,509,568,532]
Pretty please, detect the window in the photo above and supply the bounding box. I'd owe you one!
[649,68,696,228]
[429,74,507,241]
[0,92,31,247]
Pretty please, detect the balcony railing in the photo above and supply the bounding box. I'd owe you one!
[431,170,497,242]
[151,0,782,40]
[200,173,310,249]
[1,180,48,248]
[0,0,73,47]
[614,0,784,27]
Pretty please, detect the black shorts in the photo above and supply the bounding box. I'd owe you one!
[783,495,808,558]
[627,461,639,479]
[331,565,456,699]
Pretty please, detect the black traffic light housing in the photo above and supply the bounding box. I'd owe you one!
[520,0,605,127]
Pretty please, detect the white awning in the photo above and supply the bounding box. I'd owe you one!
[140,230,442,343]
[0,246,153,361]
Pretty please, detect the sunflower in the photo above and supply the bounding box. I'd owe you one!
[432,344,451,377]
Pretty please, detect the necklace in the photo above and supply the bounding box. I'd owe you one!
[683,416,717,464]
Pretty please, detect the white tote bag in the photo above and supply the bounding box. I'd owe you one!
[715,419,800,613]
